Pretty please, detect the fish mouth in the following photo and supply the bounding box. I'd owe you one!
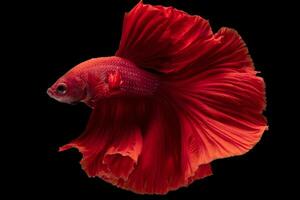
[47,88,63,102]
[47,88,64,102]
[47,88,55,98]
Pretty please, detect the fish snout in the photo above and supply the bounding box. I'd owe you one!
[47,88,54,97]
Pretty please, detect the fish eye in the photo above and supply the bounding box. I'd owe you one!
[56,83,67,95]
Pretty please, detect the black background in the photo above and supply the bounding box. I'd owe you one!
[12,0,295,199]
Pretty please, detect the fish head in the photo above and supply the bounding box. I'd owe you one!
[47,73,87,104]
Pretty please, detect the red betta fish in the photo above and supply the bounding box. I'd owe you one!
[47,2,267,194]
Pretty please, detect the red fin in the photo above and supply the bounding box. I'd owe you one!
[116,2,214,73]
[102,127,142,180]
[160,27,268,166]
[60,97,212,194]
[105,70,123,90]
[117,99,212,194]
[117,1,267,166]
[59,98,145,181]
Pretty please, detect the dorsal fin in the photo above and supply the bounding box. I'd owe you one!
[115,2,214,73]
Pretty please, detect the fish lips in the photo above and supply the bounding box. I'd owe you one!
[47,88,55,98]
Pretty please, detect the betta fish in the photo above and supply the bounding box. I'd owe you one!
[47,2,267,194]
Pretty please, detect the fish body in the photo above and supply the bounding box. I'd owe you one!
[47,2,267,194]
[48,56,158,107]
